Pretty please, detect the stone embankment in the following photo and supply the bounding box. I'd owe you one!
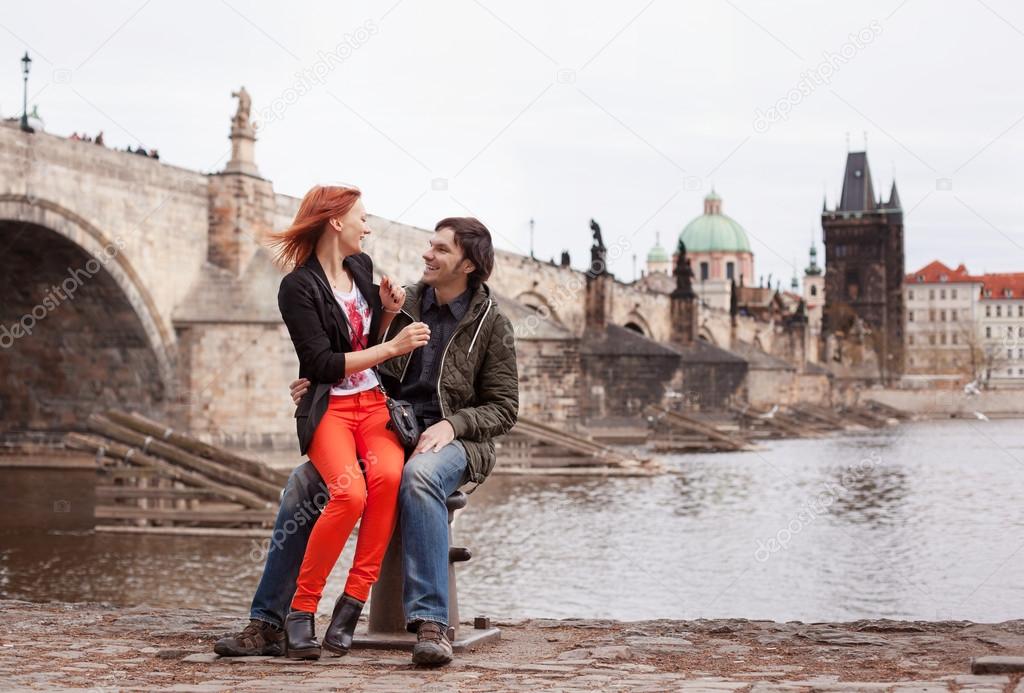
[2,600,1024,691]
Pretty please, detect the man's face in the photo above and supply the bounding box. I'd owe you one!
[421,228,471,287]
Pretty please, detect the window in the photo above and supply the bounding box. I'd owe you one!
[940,289,946,300]
[997,305,1002,317]
[929,309,936,321]
[952,289,958,299]
[986,305,991,317]
[1019,326,1024,337]
[940,310,946,321]
[908,335,915,345]
[1019,305,1023,317]
[909,289,915,300]
[986,326,992,338]
[1009,326,1014,336]
[952,333,958,345]
[940,333,947,345]
[908,310,914,322]
[929,334,936,345]
[1009,349,1014,360]
[929,289,935,300]
[810,285,817,296]
[845,269,860,299]
[726,261,735,280]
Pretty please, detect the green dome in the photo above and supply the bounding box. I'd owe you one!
[647,244,669,262]
[680,192,751,253]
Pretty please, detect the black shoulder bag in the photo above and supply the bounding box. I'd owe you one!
[376,375,421,453]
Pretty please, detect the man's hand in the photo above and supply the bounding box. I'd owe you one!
[412,420,455,456]
[290,378,310,405]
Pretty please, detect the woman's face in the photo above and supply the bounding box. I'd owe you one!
[332,199,371,255]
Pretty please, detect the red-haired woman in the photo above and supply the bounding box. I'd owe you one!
[269,185,429,659]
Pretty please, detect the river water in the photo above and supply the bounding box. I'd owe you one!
[2,419,1022,622]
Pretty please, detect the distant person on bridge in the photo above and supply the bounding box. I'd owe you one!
[215,213,519,667]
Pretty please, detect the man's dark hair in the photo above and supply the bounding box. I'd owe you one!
[435,217,495,286]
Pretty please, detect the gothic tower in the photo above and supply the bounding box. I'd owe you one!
[821,151,905,381]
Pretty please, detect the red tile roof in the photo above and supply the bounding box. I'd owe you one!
[905,260,977,284]
[978,273,1024,300]
[905,260,1024,300]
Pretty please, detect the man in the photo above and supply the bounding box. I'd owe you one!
[215,217,518,666]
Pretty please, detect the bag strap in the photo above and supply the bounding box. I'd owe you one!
[304,265,393,398]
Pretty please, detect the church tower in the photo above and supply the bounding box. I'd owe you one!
[821,151,905,381]
[803,238,824,363]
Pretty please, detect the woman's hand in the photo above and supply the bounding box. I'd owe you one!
[380,275,405,313]
[389,322,430,356]
[289,378,310,405]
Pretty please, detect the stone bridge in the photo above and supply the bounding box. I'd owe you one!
[0,114,815,446]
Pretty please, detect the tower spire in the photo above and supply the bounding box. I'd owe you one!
[888,180,901,209]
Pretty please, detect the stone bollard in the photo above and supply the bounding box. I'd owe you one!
[352,491,501,651]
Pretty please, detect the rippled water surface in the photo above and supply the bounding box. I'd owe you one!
[2,419,1022,621]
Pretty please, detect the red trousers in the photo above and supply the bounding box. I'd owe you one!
[290,389,405,613]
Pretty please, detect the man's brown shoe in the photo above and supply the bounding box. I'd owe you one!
[214,619,284,657]
[411,621,453,667]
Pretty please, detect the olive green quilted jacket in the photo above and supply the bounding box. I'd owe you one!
[378,281,519,484]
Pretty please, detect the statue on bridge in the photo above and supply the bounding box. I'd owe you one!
[671,239,696,299]
[231,87,254,135]
[587,218,608,278]
[225,86,260,177]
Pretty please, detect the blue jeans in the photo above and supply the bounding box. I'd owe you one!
[248,443,468,630]
[249,462,327,627]
[400,440,468,630]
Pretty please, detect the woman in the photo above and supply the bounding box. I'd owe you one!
[269,185,429,660]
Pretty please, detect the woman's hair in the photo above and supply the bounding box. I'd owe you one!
[435,216,494,287]
[268,185,362,268]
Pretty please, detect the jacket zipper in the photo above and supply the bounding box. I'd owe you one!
[381,308,417,383]
[436,299,492,419]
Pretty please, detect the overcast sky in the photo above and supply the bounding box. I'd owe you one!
[3,0,1023,287]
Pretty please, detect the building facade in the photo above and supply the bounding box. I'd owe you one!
[904,261,1024,386]
[904,261,982,382]
[978,273,1024,385]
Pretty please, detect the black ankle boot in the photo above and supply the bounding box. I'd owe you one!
[322,594,364,655]
[284,611,321,660]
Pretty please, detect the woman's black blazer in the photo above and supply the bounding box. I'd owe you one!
[278,252,384,455]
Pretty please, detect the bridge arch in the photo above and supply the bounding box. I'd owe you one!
[699,325,718,344]
[514,290,565,326]
[0,196,176,433]
[623,310,652,337]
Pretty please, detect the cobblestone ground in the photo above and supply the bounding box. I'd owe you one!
[1,600,1023,692]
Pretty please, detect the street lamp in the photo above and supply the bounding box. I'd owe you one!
[20,51,33,133]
